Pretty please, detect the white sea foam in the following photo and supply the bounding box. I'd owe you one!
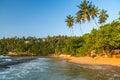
[4,59,12,61]
[0,55,10,59]
[0,58,50,80]
[1,57,119,80]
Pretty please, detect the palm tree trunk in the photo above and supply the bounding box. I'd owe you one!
[71,27,74,37]
[89,22,94,29]
[94,19,99,28]
[79,24,83,36]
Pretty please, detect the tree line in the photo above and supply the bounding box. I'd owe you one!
[0,19,120,57]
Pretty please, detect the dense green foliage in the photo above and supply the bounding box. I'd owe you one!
[0,21,120,56]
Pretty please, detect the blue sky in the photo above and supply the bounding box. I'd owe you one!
[0,0,120,38]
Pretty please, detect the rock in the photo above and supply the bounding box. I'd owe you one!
[91,50,96,58]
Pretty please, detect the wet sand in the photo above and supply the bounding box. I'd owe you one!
[51,54,120,67]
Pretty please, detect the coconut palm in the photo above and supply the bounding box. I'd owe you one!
[77,0,101,28]
[78,0,91,22]
[75,10,83,36]
[65,15,74,36]
[78,0,96,29]
[90,5,99,27]
[98,9,109,25]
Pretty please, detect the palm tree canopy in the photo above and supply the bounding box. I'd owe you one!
[75,11,83,23]
[77,0,93,22]
[98,9,109,24]
[90,5,99,19]
[65,15,74,28]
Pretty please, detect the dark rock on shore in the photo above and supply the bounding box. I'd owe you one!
[0,56,35,68]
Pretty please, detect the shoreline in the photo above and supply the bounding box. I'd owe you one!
[68,57,120,67]
[48,55,120,71]
[64,56,120,70]
[51,54,120,69]
[1,54,120,69]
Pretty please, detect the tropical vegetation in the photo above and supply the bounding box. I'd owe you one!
[0,18,120,57]
[0,0,120,57]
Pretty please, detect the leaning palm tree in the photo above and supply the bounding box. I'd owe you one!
[65,15,74,36]
[75,10,83,36]
[98,9,109,25]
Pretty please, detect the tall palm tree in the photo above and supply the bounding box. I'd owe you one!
[78,0,91,22]
[75,11,83,36]
[65,15,74,36]
[98,9,109,25]
[78,0,96,29]
[77,0,101,29]
[90,5,99,27]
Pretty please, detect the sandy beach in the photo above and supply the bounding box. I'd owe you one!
[66,56,120,69]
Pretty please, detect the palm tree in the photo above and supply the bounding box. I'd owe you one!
[75,11,83,36]
[98,9,109,25]
[90,5,99,27]
[78,0,96,29]
[65,15,74,36]
[78,0,91,22]
[77,0,101,29]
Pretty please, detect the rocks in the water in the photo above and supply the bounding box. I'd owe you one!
[0,56,35,68]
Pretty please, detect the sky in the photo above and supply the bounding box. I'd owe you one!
[0,0,120,38]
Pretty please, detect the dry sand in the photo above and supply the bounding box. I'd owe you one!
[51,54,120,69]
[67,56,120,68]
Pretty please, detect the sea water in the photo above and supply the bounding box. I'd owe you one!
[0,57,120,80]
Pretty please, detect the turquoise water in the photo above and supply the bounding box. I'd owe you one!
[0,57,120,80]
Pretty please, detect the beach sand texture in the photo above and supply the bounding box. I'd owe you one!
[68,57,120,67]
